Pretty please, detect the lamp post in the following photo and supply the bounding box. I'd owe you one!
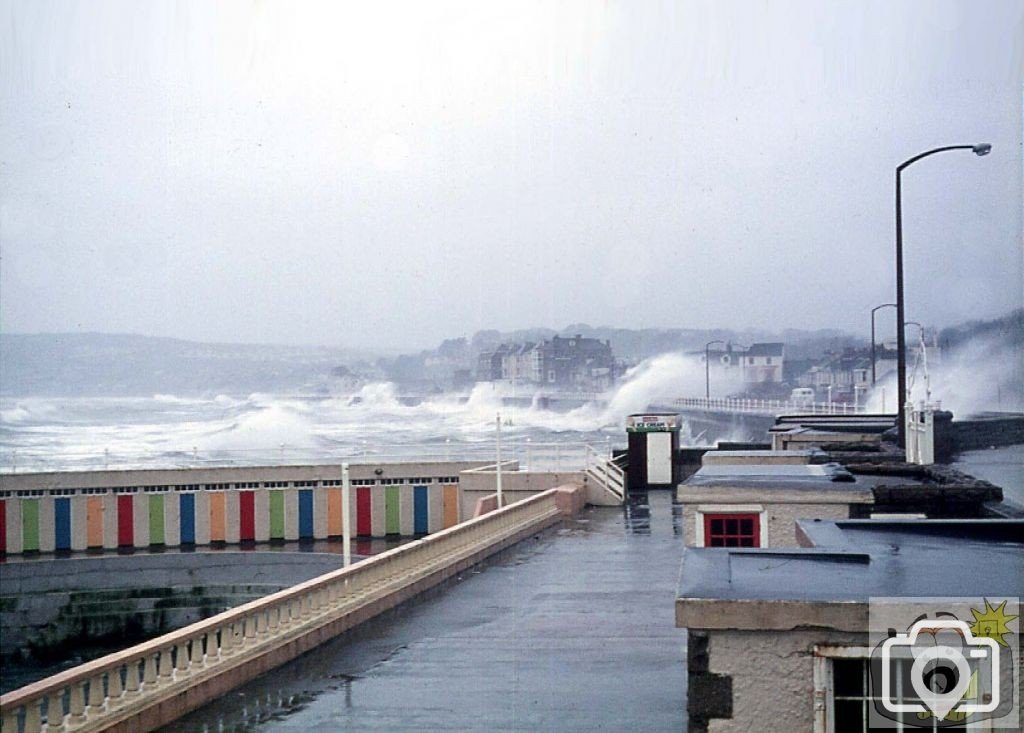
[704,340,726,400]
[870,303,896,385]
[895,143,991,448]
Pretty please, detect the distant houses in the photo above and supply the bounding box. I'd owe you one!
[739,342,784,383]
[471,330,938,402]
[798,348,874,402]
[476,334,617,391]
[700,342,786,386]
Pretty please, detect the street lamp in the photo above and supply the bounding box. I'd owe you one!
[895,143,991,448]
[870,303,896,386]
[704,340,725,400]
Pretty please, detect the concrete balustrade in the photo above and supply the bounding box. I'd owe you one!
[0,487,575,733]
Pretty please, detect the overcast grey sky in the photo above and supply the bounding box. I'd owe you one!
[1,0,1021,350]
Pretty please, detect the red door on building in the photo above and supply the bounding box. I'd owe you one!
[239,491,255,541]
[117,495,134,546]
[356,487,372,536]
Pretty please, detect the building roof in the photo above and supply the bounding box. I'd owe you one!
[771,414,897,433]
[677,463,879,503]
[675,519,1024,630]
[700,449,826,466]
[745,342,784,357]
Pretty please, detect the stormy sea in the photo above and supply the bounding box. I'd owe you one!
[0,383,636,474]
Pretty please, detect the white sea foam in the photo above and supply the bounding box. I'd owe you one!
[0,405,32,424]
[863,335,1024,416]
[0,351,740,470]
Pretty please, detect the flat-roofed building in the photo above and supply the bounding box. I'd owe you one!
[676,519,1024,732]
[676,462,876,548]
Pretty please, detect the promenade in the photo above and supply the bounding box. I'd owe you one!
[161,492,686,732]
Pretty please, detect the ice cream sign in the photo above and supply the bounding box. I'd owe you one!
[626,414,679,432]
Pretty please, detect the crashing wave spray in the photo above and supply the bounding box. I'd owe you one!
[867,334,1024,416]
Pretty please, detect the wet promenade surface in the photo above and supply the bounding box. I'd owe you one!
[162,491,687,732]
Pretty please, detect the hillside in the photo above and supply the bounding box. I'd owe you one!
[0,333,378,397]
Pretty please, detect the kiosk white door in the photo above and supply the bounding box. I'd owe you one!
[646,431,672,485]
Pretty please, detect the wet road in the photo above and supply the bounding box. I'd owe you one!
[162,491,687,732]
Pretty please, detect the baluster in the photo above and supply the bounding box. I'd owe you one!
[143,653,159,690]
[44,690,65,733]
[220,625,234,657]
[268,605,280,634]
[124,659,142,699]
[86,673,106,716]
[190,635,207,670]
[25,699,43,733]
[256,611,268,638]
[67,681,87,726]
[107,666,124,710]
[158,647,174,681]
[175,641,190,677]
[212,627,226,661]
[1,708,20,733]
[244,615,257,646]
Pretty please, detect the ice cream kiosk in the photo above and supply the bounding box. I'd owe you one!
[626,412,681,491]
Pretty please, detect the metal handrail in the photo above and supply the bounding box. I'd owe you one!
[583,445,624,500]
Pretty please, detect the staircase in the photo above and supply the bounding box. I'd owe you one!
[584,445,625,505]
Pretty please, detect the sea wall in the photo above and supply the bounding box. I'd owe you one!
[949,414,1024,453]
[0,552,347,661]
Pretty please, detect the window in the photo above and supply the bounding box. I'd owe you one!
[815,650,969,733]
[703,512,760,547]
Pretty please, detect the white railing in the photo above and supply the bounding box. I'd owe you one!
[671,397,868,416]
[0,440,617,476]
[583,445,625,501]
[0,490,568,733]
